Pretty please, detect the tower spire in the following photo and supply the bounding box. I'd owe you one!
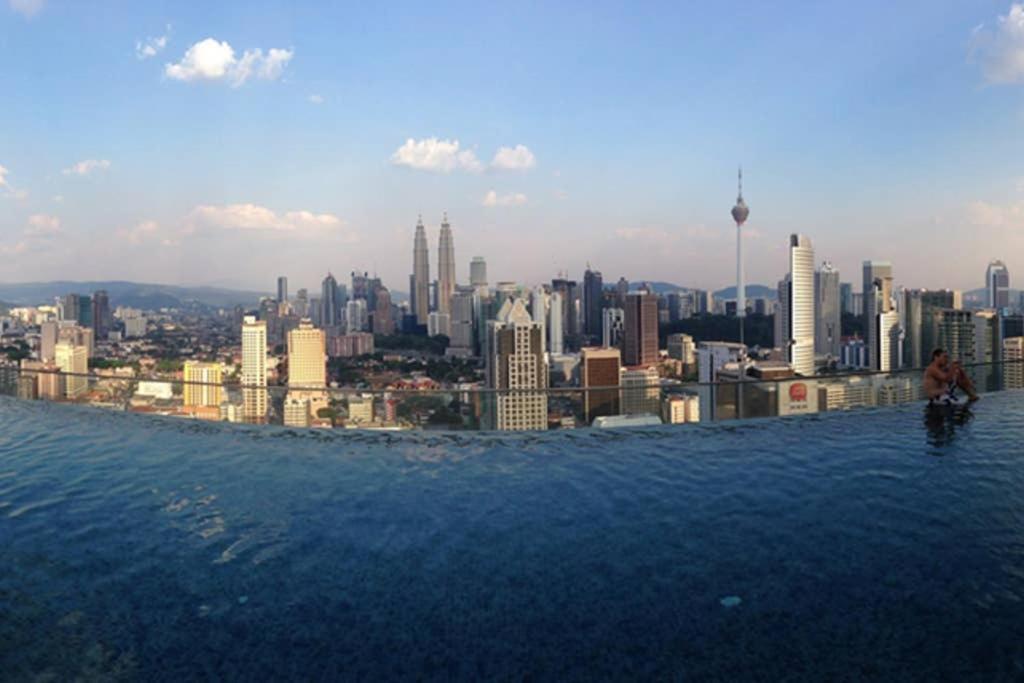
[737,166,743,200]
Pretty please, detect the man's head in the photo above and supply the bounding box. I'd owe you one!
[932,348,948,366]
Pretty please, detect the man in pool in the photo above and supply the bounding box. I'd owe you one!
[923,348,979,406]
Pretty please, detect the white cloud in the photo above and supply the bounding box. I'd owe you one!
[308,94,324,104]
[482,190,528,207]
[614,226,678,242]
[62,159,111,176]
[9,0,44,18]
[0,164,26,198]
[136,25,171,60]
[165,38,293,87]
[490,144,536,171]
[390,138,483,173]
[969,3,1024,84]
[184,203,356,241]
[119,219,161,245]
[25,213,61,236]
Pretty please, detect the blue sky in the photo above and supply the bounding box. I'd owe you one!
[2,0,1024,294]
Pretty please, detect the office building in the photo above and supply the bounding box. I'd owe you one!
[815,262,841,359]
[287,320,326,389]
[623,292,658,366]
[839,282,854,315]
[548,291,564,355]
[667,333,696,366]
[39,320,58,362]
[55,341,88,398]
[295,288,309,317]
[620,366,660,416]
[60,293,80,323]
[183,361,223,408]
[936,309,976,366]
[449,286,476,354]
[530,286,547,354]
[783,234,815,376]
[1004,337,1024,389]
[328,332,374,357]
[428,311,451,337]
[437,213,455,317]
[602,307,625,348]
[346,299,368,334]
[583,267,604,339]
[863,261,893,371]
[277,276,288,304]
[321,273,340,328]
[986,260,1010,310]
[241,315,268,423]
[974,309,1001,391]
[470,256,488,296]
[91,290,111,338]
[580,347,621,424]
[372,286,394,335]
[486,298,548,431]
[412,216,430,325]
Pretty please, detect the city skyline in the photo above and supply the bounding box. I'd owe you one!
[4,2,1024,292]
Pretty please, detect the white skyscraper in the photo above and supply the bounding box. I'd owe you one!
[786,234,816,376]
[1004,337,1024,389]
[241,315,268,423]
[530,285,547,354]
[412,216,430,326]
[346,299,368,333]
[486,298,548,431]
[548,291,564,355]
[437,213,456,317]
[986,260,1010,310]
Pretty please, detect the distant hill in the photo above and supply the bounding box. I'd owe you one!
[713,285,777,301]
[0,281,268,310]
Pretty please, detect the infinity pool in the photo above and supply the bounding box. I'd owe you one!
[2,393,1024,680]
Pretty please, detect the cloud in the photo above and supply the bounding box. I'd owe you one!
[0,164,27,198]
[136,25,171,59]
[25,213,61,236]
[165,38,293,87]
[391,137,483,173]
[62,159,111,176]
[184,203,357,241]
[614,226,679,242]
[8,0,43,18]
[490,144,536,171]
[118,219,161,245]
[967,199,1024,228]
[308,94,324,104]
[482,190,528,207]
[969,3,1024,84]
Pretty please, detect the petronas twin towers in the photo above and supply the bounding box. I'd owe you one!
[411,214,455,326]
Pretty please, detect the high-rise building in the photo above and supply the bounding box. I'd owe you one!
[346,299,368,334]
[620,365,660,416]
[986,260,1010,310]
[486,298,548,431]
[530,286,547,354]
[470,256,488,296]
[903,289,959,369]
[974,309,1002,391]
[783,235,815,376]
[412,216,430,326]
[839,282,854,316]
[241,315,268,423]
[320,273,340,328]
[350,272,369,302]
[602,307,624,348]
[54,341,87,398]
[936,309,975,366]
[287,320,326,390]
[91,290,110,338]
[1004,337,1024,389]
[60,293,80,323]
[548,291,564,355]
[623,292,658,366]
[667,333,696,366]
[294,288,309,317]
[183,361,223,407]
[427,311,450,337]
[449,286,476,354]
[863,261,893,371]
[77,295,93,330]
[583,267,604,339]
[581,347,621,424]
[815,262,841,359]
[615,277,629,307]
[437,213,456,317]
[277,276,288,304]
[372,286,394,335]
[39,320,58,362]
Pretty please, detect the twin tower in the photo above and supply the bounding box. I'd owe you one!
[411,214,455,326]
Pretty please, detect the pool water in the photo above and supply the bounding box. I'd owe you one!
[2,393,1024,680]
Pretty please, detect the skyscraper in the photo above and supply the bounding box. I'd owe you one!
[839,282,854,315]
[320,273,340,328]
[183,361,223,408]
[814,261,841,360]
[786,235,815,376]
[530,285,547,354]
[730,168,750,333]
[936,309,976,368]
[583,266,604,339]
[372,286,394,335]
[986,260,1010,310]
[449,286,476,354]
[61,293,80,323]
[412,216,430,326]
[285,319,327,427]
[903,289,958,369]
[623,292,658,367]
[974,309,1002,391]
[437,213,456,317]
[470,256,488,296]
[91,290,110,338]
[1004,336,1024,389]
[581,347,621,424]
[241,315,268,423]
[486,298,548,431]
[54,341,87,398]
[277,276,288,304]
[863,261,893,371]
[615,277,629,308]
[346,299,368,333]
[548,291,564,355]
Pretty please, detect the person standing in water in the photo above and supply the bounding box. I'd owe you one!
[923,348,979,406]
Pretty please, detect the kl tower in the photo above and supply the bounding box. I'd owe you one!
[730,167,750,346]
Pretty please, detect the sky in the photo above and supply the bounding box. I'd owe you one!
[2,0,1024,295]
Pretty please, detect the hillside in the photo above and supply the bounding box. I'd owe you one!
[0,281,267,309]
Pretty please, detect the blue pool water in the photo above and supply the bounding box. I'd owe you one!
[2,394,1024,681]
